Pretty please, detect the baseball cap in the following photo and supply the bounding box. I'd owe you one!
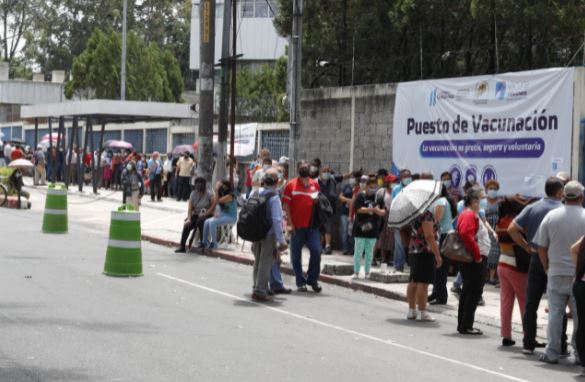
[385,174,398,184]
[556,171,570,183]
[278,156,289,165]
[564,180,584,200]
[360,175,368,183]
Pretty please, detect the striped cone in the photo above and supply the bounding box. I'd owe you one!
[42,183,68,233]
[103,204,143,277]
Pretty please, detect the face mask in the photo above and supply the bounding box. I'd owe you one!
[377,178,384,187]
[298,167,310,178]
[479,209,486,219]
[263,165,270,171]
[359,182,366,191]
[402,177,412,186]
[487,189,498,199]
[310,166,318,173]
[126,164,132,171]
[442,180,452,189]
[479,198,488,210]
[277,172,284,181]
[349,178,356,187]
[321,172,330,180]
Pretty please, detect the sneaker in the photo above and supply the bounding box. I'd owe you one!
[535,341,547,348]
[323,246,332,255]
[251,293,272,302]
[272,287,292,295]
[522,347,534,355]
[502,338,516,347]
[297,285,308,292]
[478,297,486,306]
[365,273,370,279]
[451,286,462,294]
[407,309,417,320]
[539,353,558,364]
[380,264,388,273]
[352,273,359,279]
[174,247,186,253]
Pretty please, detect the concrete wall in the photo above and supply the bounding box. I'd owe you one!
[0,80,64,105]
[298,83,396,174]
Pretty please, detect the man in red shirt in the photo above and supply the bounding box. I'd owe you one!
[10,145,23,161]
[282,160,322,292]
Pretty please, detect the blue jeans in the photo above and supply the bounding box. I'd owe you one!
[290,228,322,287]
[393,230,406,268]
[546,275,578,361]
[269,261,285,290]
[340,214,351,253]
[201,214,236,247]
[453,272,463,288]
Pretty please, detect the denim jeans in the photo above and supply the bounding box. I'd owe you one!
[393,230,406,269]
[340,214,350,253]
[453,272,463,289]
[201,214,236,247]
[290,228,322,287]
[269,261,285,290]
[546,275,578,361]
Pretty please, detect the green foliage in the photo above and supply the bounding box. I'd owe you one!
[65,28,183,102]
[274,0,585,86]
[236,55,289,123]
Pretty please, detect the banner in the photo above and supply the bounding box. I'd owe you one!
[392,68,574,196]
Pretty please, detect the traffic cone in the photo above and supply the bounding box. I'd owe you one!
[103,204,143,277]
[42,183,68,233]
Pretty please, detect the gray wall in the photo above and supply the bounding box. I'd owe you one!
[298,83,396,174]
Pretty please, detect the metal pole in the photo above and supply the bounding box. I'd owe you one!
[97,120,106,192]
[582,30,585,66]
[89,120,98,194]
[419,25,423,79]
[76,119,82,192]
[65,117,76,189]
[120,0,128,100]
[197,0,216,183]
[229,0,237,185]
[216,0,232,185]
[288,0,302,174]
[48,119,55,183]
[81,119,90,192]
[33,118,38,149]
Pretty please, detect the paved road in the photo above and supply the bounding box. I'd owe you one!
[0,208,579,381]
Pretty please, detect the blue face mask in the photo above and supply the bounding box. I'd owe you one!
[479,198,488,210]
[442,180,452,189]
[479,209,486,219]
[402,177,412,186]
[487,189,498,199]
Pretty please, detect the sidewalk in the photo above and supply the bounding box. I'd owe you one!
[22,181,556,338]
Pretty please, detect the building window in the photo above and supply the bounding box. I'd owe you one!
[146,128,168,154]
[241,0,275,18]
[241,0,254,17]
[260,130,289,160]
[254,0,268,17]
[172,133,196,148]
[124,130,144,153]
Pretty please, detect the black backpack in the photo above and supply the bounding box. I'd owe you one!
[237,191,276,242]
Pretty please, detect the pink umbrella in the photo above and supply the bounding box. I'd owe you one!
[40,133,60,142]
[8,158,34,168]
[104,140,133,150]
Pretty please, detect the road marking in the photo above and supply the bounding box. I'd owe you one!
[157,272,529,382]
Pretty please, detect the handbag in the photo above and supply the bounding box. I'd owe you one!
[441,231,473,263]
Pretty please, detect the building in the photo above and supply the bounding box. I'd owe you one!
[189,0,286,71]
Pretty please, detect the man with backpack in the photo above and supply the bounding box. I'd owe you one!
[242,169,288,301]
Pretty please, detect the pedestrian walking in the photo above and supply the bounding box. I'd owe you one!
[374,174,396,272]
[456,186,485,335]
[339,172,359,255]
[175,177,213,253]
[352,178,385,279]
[485,179,502,285]
[318,165,339,255]
[248,169,289,301]
[507,177,565,355]
[33,146,46,185]
[121,160,144,211]
[534,180,585,364]
[282,160,323,293]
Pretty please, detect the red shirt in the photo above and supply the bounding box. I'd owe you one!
[457,208,481,262]
[282,177,320,229]
[11,148,23,160]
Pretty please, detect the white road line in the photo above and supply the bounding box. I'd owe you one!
[156,272,530,382]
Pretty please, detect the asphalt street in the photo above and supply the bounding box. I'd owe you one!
[0,207,580,381]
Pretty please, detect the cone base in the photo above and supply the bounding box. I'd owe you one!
[103,272,144,277]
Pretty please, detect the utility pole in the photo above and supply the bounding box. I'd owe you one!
[288,0,303,175]
[228,0,237,185]
[120,0,128,100]
[583,30,585,66]
[216,0,232,184]
[198,0,216,183]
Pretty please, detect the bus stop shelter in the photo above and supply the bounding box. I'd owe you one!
[20,99,198,194]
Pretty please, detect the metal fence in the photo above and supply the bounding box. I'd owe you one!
[260,130,289,160]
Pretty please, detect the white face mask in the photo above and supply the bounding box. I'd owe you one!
[349,178,356,187]
[126,164,132,171]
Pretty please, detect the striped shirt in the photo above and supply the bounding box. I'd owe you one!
[282,177,320,229]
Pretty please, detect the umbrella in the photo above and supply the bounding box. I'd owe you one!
[104,140,133,150]
[8,158,34,168]
[40,133,60,142]
[387,180,442,229]
[172,144,195,156]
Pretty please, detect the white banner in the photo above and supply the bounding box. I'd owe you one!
[392,68,574,196]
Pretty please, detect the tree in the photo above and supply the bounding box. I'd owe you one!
[0,0,43,71]
[236,55,289,122]
[64,28,183,102]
